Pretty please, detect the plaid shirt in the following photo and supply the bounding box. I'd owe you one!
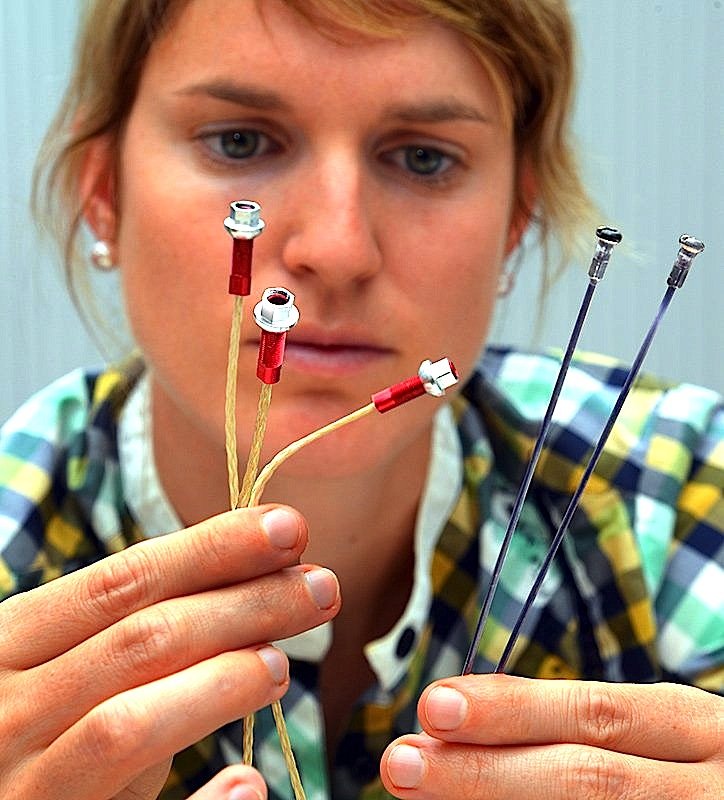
[1,347,722,799]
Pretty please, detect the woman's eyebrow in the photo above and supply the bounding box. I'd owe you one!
[385,99,493,124]
[173,82,491,125]
[175,80,291,111]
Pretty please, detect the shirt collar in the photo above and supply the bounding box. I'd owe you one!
[118,373,183,538]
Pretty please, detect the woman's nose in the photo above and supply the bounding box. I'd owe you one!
[278,151,383,288]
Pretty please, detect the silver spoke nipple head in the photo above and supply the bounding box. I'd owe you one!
[678,234,705,255]
[224,199,266,239]
[668,234,705,288]
[253,287,300,333]
[589,225,623,282]
[596,226,623,245]
[418,357,459,397]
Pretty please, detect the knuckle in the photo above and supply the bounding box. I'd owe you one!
[213,661,247,705]
[211,659,257,711]
[82,697,150,764]
[84,544,158,621]
[564,747,631,800]
[193,517,238,573]
[576,684,635,748]
[213,651,284,709]
[467,748,500,795]
[658,682,724,762]
[252,586,281,620]
[703,763,724,798]
[111,608,183,672]
[713,707,724,759]
[686,685,724,759]
[0,592,23,631]
[0,675,30,751]
[504,681,538,738]
[240,575,284,624]
[0,595,26,664]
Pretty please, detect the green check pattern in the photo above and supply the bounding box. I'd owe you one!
[1,347,722,799]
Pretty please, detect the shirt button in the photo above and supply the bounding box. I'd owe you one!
[395,626,416,659]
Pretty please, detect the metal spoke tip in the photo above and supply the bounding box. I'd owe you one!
[667,234,705,288]
[678,235,705,255]
[596,226,623,244]
[588,226,623,282]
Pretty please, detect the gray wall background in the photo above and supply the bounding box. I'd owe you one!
[2,1,723,423]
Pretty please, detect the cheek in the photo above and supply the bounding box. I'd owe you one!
[115,111,234,297]
[400,210,510,383]
[116,130,224,319]
[114,158,237,410]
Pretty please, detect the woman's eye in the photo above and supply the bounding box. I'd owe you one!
[383,144,456,181]
[405,146,446,175]
[201,129,273,161]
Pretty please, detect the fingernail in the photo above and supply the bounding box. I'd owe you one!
[425,685,468,730]
[229,786,263,800]
[387,744,425,789]
[304,567,338,610]
[261,508,299,549]
[256,645,288,684]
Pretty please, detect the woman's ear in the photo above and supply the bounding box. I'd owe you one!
[79,135,118,245]
[505,157,537,256]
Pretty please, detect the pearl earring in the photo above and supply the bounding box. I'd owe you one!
[90,240,115,271]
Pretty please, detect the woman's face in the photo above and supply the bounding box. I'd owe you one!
[103,0,527,479]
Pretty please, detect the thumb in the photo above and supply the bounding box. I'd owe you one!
[187,765,267,800]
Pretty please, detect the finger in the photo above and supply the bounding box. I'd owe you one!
[32,646,288,800]
[187,765,267,800]
[380,734,721,800]
[417,674,723,762]
[0,505,306,668]
[22,565,339,747]
[116,760,171,800]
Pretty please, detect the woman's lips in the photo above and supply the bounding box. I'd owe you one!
[243,323,397,377]
[281,340,393,375]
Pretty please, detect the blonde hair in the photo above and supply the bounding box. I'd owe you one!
[34,0,595,316]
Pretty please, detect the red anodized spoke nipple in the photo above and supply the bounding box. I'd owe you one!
[224,200,265,296]
[253,287,301,384]
[372,357,458,413]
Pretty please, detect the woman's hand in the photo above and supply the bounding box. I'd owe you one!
[0,505,340,800]
[381,673,724,799]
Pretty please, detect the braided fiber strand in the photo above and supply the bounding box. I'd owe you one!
[243,714,255,766]
[248,403,376,507]
[222,296,266,774]
[222,286,307,796]
[239,382,274,507]
[237,386,273,771]
[224,296,244,509]
[225,330,304,795]
[242,402,376,799]
[272,700,306,800]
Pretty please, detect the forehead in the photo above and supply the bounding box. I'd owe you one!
[162,0,453,45]
[146,0,505,121]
